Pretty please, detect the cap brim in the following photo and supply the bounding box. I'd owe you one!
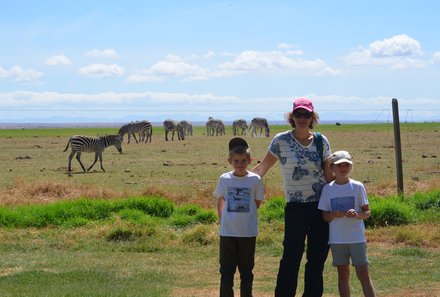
[333,159,353,165]
[229,137,249,150]
[293,106,314,112]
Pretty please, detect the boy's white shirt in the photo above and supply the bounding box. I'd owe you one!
[214,171,265,237]
[318,178,369,244]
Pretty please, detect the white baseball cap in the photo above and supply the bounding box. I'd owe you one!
[330,150,353,165]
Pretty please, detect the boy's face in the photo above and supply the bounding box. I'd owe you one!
[228,153,251,173]
[332,162,352,178]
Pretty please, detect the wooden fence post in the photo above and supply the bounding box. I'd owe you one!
[392,98,404,196]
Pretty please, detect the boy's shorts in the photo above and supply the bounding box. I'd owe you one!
[330,242,369,266]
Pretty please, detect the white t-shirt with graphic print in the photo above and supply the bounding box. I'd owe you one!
[268,131,331,203]
[318,179,369,244]
[214,171,265,237]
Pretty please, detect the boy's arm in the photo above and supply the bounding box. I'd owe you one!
[322,210,346,222]
[346,204,371,219]
[255,200,261,209]
[217,197,225,221]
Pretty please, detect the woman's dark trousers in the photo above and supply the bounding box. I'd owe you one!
[275,202,329,297]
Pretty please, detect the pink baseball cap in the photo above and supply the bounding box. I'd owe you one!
[293,98,314,112]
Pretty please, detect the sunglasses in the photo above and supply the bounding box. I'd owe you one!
[293,111,314,119]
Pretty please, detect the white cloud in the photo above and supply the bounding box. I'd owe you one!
[277,43,295,49]
[433,51,440,63]
[1,91,439,122]
[126,54,210,82]
[85,49,119,58]
[218,50,327,73]
[45,55,72,65]
[126,48,339,83]
[0,65,43,83]
[343,34,425,69]
[369,34,422,57]
[79,64,125,77]
[0,67,8,78]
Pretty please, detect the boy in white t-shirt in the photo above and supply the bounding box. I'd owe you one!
[214,137,265,297]
[318,150,376,297]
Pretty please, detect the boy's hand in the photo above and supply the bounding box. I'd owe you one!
[346,209,358,218]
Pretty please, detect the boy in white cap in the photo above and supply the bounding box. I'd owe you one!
[214,137,265,297]
[318,150,376,297]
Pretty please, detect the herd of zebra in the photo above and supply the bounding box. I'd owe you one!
[63,117,270,172]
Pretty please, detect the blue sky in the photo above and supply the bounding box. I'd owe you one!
[1,0,439,123]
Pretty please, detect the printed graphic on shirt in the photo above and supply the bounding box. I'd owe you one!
[330,196,355,212]
[227,187,251,213]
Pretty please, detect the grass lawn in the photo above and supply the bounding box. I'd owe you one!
[0,123,439,296]
[1,221,439,296]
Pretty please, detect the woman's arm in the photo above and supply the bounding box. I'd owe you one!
[323,158,334,182]
[251,151,277,178]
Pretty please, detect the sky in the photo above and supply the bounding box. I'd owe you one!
[1,0,440,124]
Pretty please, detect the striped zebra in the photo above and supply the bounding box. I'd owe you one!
[249,117,270,137]
[206,118,225,136]
[63,135,123,172]
[163,119,185,141]
[180,120,193,136]
[118,120,152,144]
[232,119,248,136]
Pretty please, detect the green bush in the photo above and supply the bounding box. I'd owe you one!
[168,214,195,227]
[0,196,175,228]
[114,197,175,218]
[259,197,285,222]
[367,196,414,227]
[412,190,440,210]
[168,205,216,227]
[106,228,134,242]
[181,225,216,245]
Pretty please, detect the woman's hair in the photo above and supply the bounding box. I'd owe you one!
[287,111,319,129]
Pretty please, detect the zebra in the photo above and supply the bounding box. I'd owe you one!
[118,120,152,143]
[63,135,123,172]
[249,117,270,137]
[163,119,185,141]
[232,119,248,136]
[180,120,193,136]
[206,118,225,136]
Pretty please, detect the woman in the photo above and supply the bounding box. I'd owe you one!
[252,98,333,297]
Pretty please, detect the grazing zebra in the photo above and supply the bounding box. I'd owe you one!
[63,135,123,172]
[163,119,185,141]
[206,118,225,136]
[118,120,152,143]
[249,117,270,137]
[180,120,193,136]
[232,119,248,136]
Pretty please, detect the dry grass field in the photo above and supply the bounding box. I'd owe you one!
[0,122,439,207]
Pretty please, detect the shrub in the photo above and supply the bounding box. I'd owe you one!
[412,190,440,210]
[168,204,217,227]
[367,197,413,227]
[259,197,285,222]
[115,197,175,218]
[61,217,90,228]
[195,210,216,224]
[106,228,134,242]
[168,214,195,227]
[182,225,216,245]
[118,209,146,222]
